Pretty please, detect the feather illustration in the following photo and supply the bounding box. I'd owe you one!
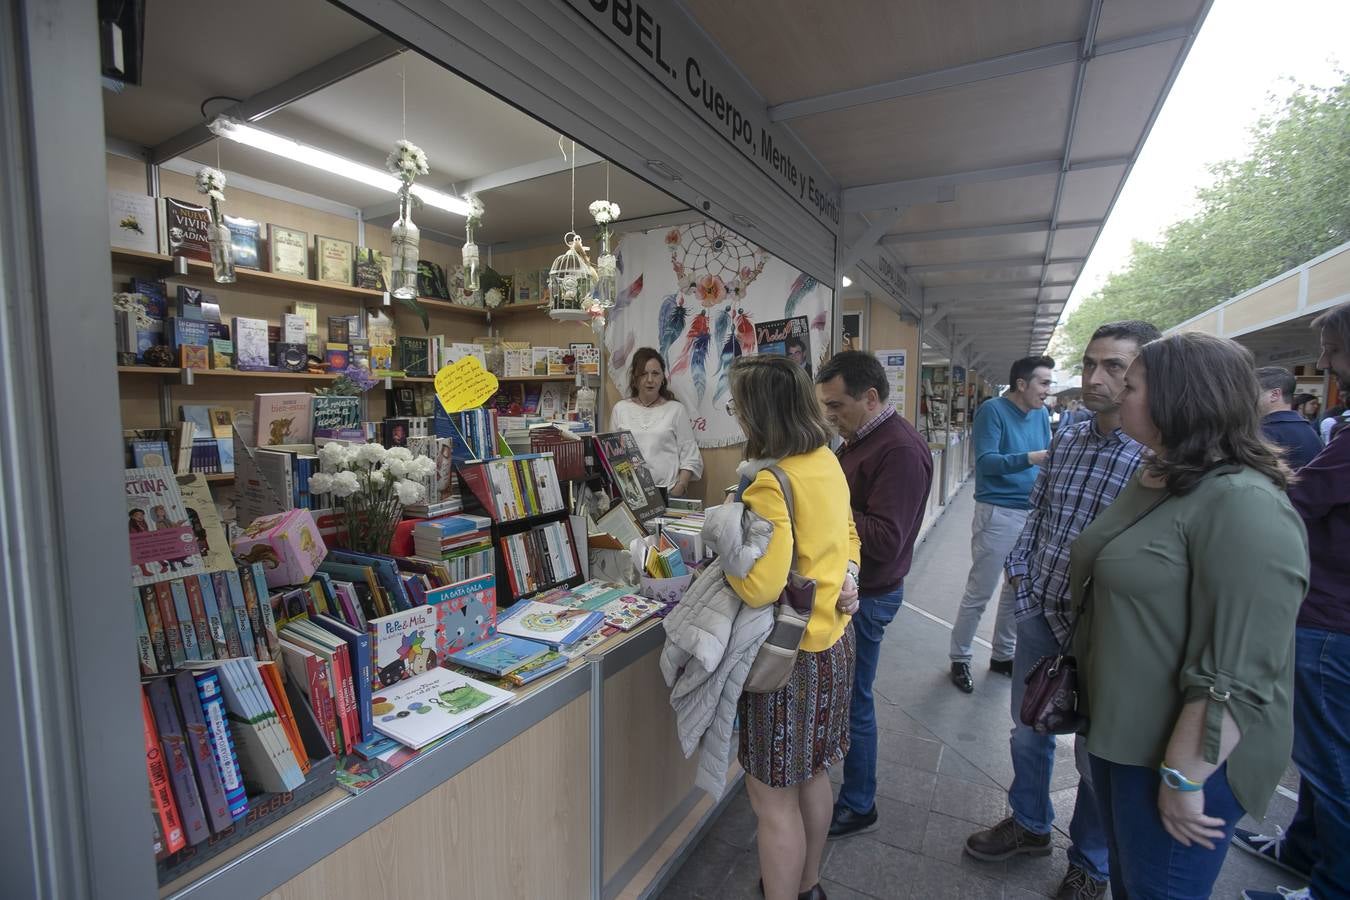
[691,329,710,404]
[613,273,644,313]
[784,273,818,319]
[610,332,635,373]
[657,294,686,359]
[735,310,757,356]
[670,311,710,377]
[713,306,734,402]
[811,310,828,331]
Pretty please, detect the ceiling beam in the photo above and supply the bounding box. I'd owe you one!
[883,218,1101,244]
[839,208,906,272]
[907,256,1084,274]
[767,24,1193,122]
[842,157,1128,212]
[150,35,404,164]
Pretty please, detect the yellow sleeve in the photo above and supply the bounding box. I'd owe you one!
[847,509,861,567]
[725,470,792,608]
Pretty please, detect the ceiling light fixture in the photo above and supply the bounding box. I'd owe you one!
[207,117,473,217]
[841,275,853,287]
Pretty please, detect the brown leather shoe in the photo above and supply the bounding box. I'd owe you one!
[964,816,1053,861]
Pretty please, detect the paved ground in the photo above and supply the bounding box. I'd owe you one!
[658,480,1305,900]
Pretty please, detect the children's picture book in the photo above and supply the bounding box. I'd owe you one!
[425,574,497,656]
[253,392,314,447]
[175,473,233,572]
[598,594,662,631]
[367,605,440,688]
[371,667,512,749]
[495,600,604,649]
[446,634,550,677]
[126,466,207,586]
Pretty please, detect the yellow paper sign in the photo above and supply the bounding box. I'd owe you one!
[434,356,500,413]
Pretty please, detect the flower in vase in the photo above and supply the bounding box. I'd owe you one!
[589,200,621,225]
[195,166,227,203]
[318,441,353,470]
[387,457,411,479]
[395,479,426,506]
[368,469,388,489]
[308,472,336,495]
[386,140,429,183]
[331,470,362,498]
[465,194,485,228]
[409,456,436,479]
[385,447,414,461]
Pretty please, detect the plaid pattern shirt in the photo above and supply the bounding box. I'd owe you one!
[845,404,896,447]
[1005,416,1144,642]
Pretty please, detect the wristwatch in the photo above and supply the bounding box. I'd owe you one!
[1158,762,1204,792]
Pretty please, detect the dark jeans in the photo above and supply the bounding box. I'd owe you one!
[835,585,903,815]
[1287,626,1350,899]
[1089,755,1244,899]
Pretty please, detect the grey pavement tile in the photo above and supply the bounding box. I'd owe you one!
[998,843,1074,899]
[1005,889,1053,900]
[822,835,916,898]
[901,852,1004,900]
[936,747,1002,790]
[929,774,1011,828]
[868,794,931,853]
[819,878,878,900]
[657,834,742,899]
[873,701,942,741]
[706,787,759,851]
[875,729,943,773]
[918,810,1008,881]
[718,850,766,900]
[874,756,939,808]
[1212,842,1302,900]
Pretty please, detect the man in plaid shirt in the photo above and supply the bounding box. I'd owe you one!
[964,320,1160,899]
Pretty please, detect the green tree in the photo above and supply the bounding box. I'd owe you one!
[1051,75,1350,367]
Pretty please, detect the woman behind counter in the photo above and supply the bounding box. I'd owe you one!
[1069,333,1309,899]
[610,347,703,497]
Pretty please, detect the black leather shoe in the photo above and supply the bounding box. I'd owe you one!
[757,879,830,899]
[950,661,974,693]
[990,657,1014,677]
[828,805,878,839]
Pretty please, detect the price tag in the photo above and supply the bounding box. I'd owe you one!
[434,356,499,413]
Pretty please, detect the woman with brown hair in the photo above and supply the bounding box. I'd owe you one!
[610,347,703,497]
[1068,332,1309,899]
[725,355,860,900]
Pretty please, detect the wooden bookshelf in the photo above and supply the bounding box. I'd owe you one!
[185,369,339,381]
[499,375,575,383]
[117,365,183,376]
[418,297,493,319]
[112,249,390,304]
[205,473,235,483]
[488,303,549,318]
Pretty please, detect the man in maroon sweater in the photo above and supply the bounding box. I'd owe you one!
[816,351,934,838]
[1240,301,1350,900]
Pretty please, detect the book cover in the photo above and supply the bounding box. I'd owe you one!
[140,584,171,671]
[598,593,662,631]
[231,317,269,370]
[181,575,216,661]
[190,670,249,820]
[367,605,440,688]
[179,344,209,370]
[222,215,262,269]
[126,467,206,586]
[170,670,234,833]
[546,347,572,377]
[142,691,187,857]
[282,313,308,345]
[145,677,211,846]
[280,639,338,756]
[446,634,550,677]
[268,224,308,277]
[310,614,375,744]
[495,601,603,649]
[426,574,497,656]
[354,246,389,291]
[503,650,567,686]
[593,431,664,526]
[397,336,430,378]
[133,588,157,675]
[253,392,314,446]
[370,667,512,750]
[109,189,158,252]
[160,197,211,261]
[316,235,354,286]
[175,286,206,321]
[312,395,362,445]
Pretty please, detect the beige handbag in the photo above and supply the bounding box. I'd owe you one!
[742,466,817,694]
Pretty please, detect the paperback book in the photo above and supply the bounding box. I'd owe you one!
[371,667,512,749]
[445,633,550,677]
[495,600,603,649]
[126,466,207,586]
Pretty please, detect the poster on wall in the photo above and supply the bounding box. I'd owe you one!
[842,312,864,352]
[755,316,812,375]
[874,349,908,419]
[605,222,832,448]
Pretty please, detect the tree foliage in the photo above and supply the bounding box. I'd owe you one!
[1051,75,1350,367]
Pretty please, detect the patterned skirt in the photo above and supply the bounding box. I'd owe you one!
[738,622,856,788]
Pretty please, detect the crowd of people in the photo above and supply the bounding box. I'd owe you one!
[656,299,1346,900]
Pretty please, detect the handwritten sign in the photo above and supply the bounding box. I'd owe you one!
[434,356,499,413]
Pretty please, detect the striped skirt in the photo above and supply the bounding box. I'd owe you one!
[737,622,855,788]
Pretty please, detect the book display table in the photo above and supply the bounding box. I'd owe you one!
[158,621,738,900]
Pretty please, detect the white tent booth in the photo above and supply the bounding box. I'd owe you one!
[2,1,1212,898]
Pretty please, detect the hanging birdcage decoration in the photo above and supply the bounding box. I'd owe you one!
[547,232,597,322]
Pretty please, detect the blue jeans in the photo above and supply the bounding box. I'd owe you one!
[1008,613,1109,881]
[1287,626,1350,900]
[836,585,903,815]
[1089,756,1244,899]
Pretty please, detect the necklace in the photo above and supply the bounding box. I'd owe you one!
[638,395,663,408]
[630,398,665,431]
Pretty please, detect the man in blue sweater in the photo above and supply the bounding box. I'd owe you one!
[949,355,1053,693]
[1257,366,1323,471]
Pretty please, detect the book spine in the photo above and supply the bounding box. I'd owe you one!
[146,677,211,846]
[251,563,281,659]
[351,631,374,743]
[140,585,171,672]
[305,652,338,755]
[224,569,258,661]
[182,576,215,660]
[141,690,187,857]
[211,572,245,658]
[258,663,311,776]
[236,565,267,660]
[170,579,202,661]
[171,670,232,833]
[199,575,231,659]
[155,582,186,667]
[193,671,249,820]
[132,589,157,676]
[330,647,359,756]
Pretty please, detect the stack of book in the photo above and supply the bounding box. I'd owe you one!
[498,520,579,597]
[457,454,565,521]
[412,514,495,584]
[495,599,606,650]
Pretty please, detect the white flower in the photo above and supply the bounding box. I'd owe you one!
[589,200,620,224]
[318,441,353,470]
[466,194,485,223]
[387,457,411,479]
[409,456,437,478]
[368,469,387,488]
[308,472,335,495]
[331,470,362,498]
[195,166,226,196]
[385,447,413,461]
[395,479,425,506]
[385,140,429,181]
[356,442,387,467]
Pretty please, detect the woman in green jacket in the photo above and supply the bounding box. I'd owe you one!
[1069,333,1309,899]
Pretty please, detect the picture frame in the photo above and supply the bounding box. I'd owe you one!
[268,224,309,278]
[315,234,355,286]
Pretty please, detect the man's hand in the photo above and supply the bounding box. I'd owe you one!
[837,571,859,615]
[1028,450,1049,467]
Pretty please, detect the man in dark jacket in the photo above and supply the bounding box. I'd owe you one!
[816,352,933,839]
[1257,367,1323,470]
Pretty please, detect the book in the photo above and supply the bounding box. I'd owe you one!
[145,677,211,846]
[183,658,305,794]
[501,650,568,686]
[292,301,320,355]
[109,189,158,252]
[179,344,209,370]
[367,605,440,688]
[597,593,662,631]
[592,431,665,527]
[315,235,354,286]
[131,439,172,468]
[495,600,604,649]
[311,614,375,744]
[142,690,187,858]
[126,466,206,586]
[140,584,171,671]
[425,573,497,656]
[312,395,362,445]
[231,316,270,370]
[170,670,234,832]
[282,312,308,345]
[190,669,248,820]
[354,246,389,291]
[222,215,262,269]
[370,667,512,749]
[445,634,550,677]
[397,336,430,378]
[160,197,211,261]
[268,224,308,278]
[132,589,157,675]
[280,639,338,757]
[253,392,314,447]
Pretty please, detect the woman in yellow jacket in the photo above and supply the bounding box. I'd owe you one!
[726,355,861,900]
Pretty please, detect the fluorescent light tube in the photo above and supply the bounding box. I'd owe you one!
[208,117,472,217]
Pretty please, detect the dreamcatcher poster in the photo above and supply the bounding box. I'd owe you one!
[604,222,832,448]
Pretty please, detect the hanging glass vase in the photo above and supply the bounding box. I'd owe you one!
[389,185,419,300]
[462,219,480,295]
[594,228,617,309]
[548,233,597,322]
[206,197,236,284]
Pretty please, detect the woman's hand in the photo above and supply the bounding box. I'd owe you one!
[668,481,687,498]
[837,572,859,616]
[1157,784,1226,850]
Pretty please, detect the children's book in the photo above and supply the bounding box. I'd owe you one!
[126,466,207,586]
[495,600,604,649]
[597,594,662,631]
[445,634,551,677]
[253,393,314,447]
[367,605,441,688]
[425,573,497,656]
[371,667,512,749]
[174,473,233,572]
[501,650,567,686]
